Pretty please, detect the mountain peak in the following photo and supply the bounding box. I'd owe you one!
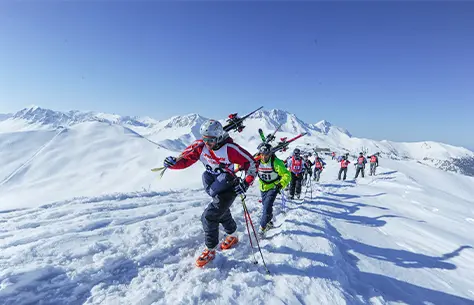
[13,106,70,127]
[9,106,152,128]
[314,120,332,133]
[25,104,41,112]
[250,108,292,120]
[311,119,352,137]
[163,113,207,129]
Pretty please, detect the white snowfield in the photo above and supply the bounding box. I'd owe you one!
[0,107,474,304]
[1,156,474,304]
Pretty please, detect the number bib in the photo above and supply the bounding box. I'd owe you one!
[200,144,234,175]
[257,159,279,184]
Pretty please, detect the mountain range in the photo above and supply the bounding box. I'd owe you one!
[1,105,473,177]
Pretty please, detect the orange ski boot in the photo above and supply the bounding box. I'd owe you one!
[220,235,238,250]
[195,248,216,268]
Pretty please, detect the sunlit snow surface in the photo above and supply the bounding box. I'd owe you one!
[1,159,473,304]
[0,109,473,304]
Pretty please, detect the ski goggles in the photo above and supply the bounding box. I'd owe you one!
[203,136,218,144]
[259,148,272,155]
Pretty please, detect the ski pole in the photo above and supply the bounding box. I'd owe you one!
[304,177,310,198]
[240,195,271,274]
[280,190,287,213]
[241,194,258,265]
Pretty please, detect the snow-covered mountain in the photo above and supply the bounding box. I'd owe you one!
[0,113,12,121]
[1,105,473,178]
[0,105,154,132]
[131,113,208,151]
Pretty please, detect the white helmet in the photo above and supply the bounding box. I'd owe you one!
[200,119,227,142]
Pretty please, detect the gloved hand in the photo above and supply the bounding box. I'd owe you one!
[275,183,283,192]
[234,179,249,195]
[163,156,177,168]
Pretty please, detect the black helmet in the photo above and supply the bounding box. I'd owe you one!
[293,148,301,155]
[359,152,363,155]
[259,143,272,155]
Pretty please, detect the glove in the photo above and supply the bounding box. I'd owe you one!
[163,156,177,168]
[234,179,249,195]
[275,183,283,192]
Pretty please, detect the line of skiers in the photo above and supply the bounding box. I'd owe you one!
[337,152,379,180]
[282,148,327,200]
[161,117,380,267]
[162,119,293,267]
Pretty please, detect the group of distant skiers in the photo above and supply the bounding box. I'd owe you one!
[282,149,380,196]
[336,152,379,180]
[282,148,327,200]
[161,117,380,268]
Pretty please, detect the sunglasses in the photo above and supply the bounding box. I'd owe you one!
[203,136,217,144]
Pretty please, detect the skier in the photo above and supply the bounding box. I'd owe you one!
[302,154,314,183]
[313,154,326,182]
[163,119,257,267]
[331,151,336,160]
[286,148,305,200]
[338,155,350,180]
[255,143,291,237]
[369,154,379,176]
[354,152,367,178]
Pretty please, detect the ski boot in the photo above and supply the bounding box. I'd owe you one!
[220,235,238,250]
[258,221,274,238]
[195,247,216,268]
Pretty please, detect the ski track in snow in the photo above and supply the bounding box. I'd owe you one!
[0,128,66,187]
[1,171,474,304]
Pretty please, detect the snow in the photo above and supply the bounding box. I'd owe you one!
[0,107,474,304]
[0,122,203,209]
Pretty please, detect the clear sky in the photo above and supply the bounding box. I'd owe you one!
[1,2,473,149]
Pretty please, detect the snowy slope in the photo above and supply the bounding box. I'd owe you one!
[1,106,474,304]
[0,158,473,304]
[0,122,203,209]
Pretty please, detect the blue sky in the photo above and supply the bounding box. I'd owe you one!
[0,2,473,149]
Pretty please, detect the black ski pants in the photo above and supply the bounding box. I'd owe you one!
[289,172,303,196]
[201,171,237,249]
[355,166,365,178]
[370,163,377,175]
[338,167,348,180]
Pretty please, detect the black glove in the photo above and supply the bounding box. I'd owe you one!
[275,183,283,192]
[234,179,249,195]
[163,156,177,168]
